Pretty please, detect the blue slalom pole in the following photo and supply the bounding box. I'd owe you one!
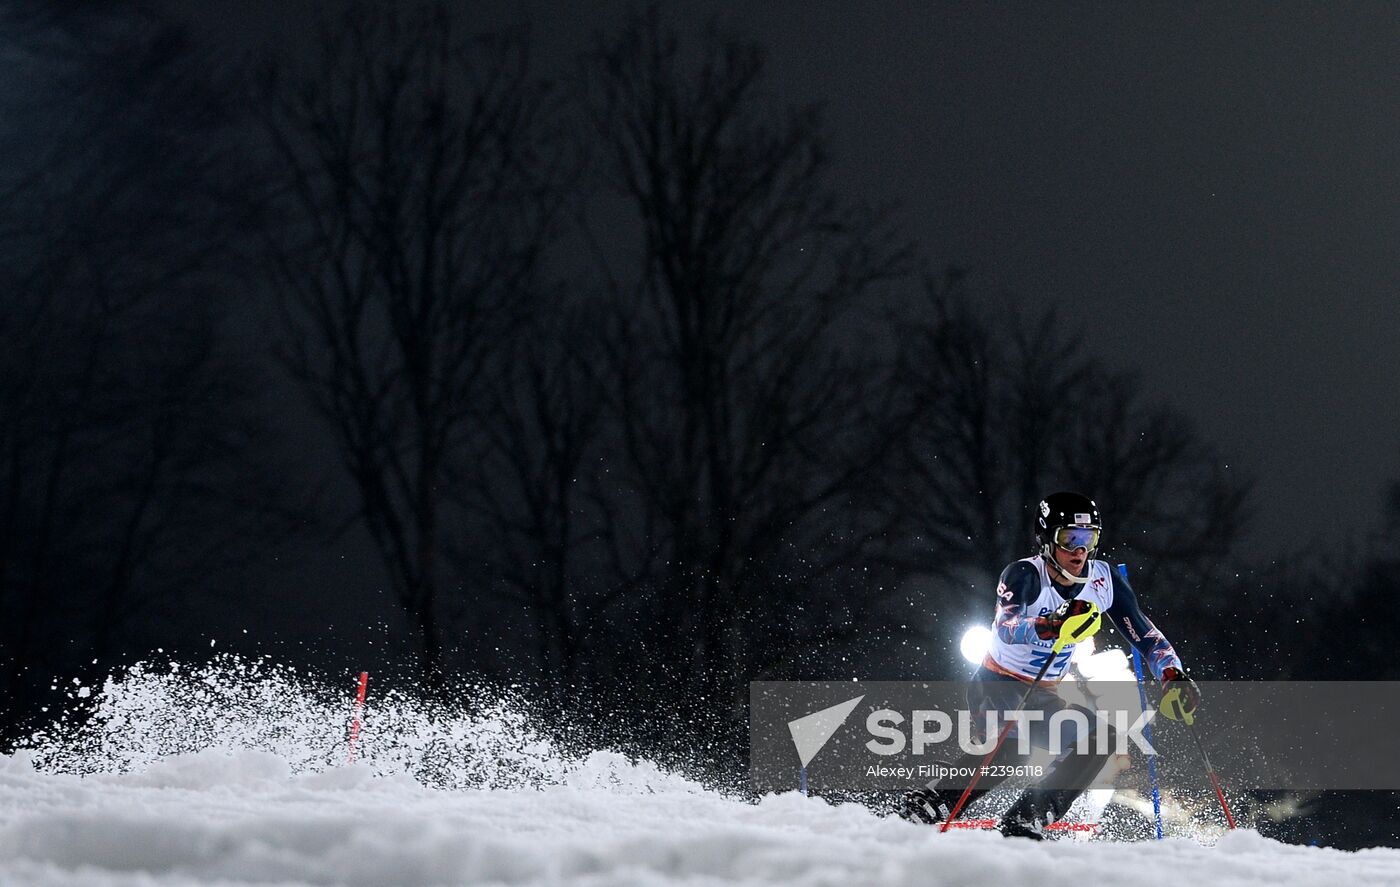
[799,766,808,796]
[1131,646,1165,840]
[1119,564,1164,840]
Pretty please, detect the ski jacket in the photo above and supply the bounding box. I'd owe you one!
[985,556,1183,683]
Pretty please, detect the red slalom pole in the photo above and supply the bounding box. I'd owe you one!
[346,671,369,764]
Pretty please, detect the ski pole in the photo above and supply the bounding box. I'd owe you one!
[1166,693,1237,830]
[1119,564,1164,840]
[940,603,1102,832]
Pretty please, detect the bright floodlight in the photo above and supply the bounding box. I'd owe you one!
[1071,634,1097,663]
[960,626,993,665]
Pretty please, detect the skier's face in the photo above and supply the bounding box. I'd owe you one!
[1051,540,1089,577]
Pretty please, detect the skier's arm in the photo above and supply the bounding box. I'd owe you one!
[992,562,1044,645]
[1106,570,1185,682]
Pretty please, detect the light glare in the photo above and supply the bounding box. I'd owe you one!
[959,626,993,664]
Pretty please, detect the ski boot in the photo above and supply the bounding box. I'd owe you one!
[898,786,953,825]
[997,807,1048,840]
[997,788,1075,840]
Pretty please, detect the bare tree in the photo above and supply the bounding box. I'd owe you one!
[257,4,562,687]
[0,5,297,736]
[450,302,609,698]
[888,275,1250,624]
[580,10,914,697]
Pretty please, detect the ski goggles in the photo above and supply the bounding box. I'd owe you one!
[1053,526,1100,552]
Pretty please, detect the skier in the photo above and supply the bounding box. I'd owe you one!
[899,491,1201,838]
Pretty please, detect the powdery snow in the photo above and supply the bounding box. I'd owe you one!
[3,658,1398,886]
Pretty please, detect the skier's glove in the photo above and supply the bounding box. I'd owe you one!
[1160,667,1201,724]
[1035,598,1095,642]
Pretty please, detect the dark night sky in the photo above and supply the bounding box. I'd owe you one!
[185,1,1400,559]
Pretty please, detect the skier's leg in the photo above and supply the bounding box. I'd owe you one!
[998,702,1117,839]
[900,676,1037,824]
[900,734,1036,823]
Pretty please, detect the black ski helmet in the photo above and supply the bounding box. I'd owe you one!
[1035,491,1101,553]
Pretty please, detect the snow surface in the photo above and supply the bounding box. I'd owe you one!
[4,658,1399,887]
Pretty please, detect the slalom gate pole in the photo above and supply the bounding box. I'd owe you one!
[1171,696,1237,830]
[1119,564,1164,840]
[1130,647,1165,839]
[346,671,369,765]
[940,603,1101,833]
